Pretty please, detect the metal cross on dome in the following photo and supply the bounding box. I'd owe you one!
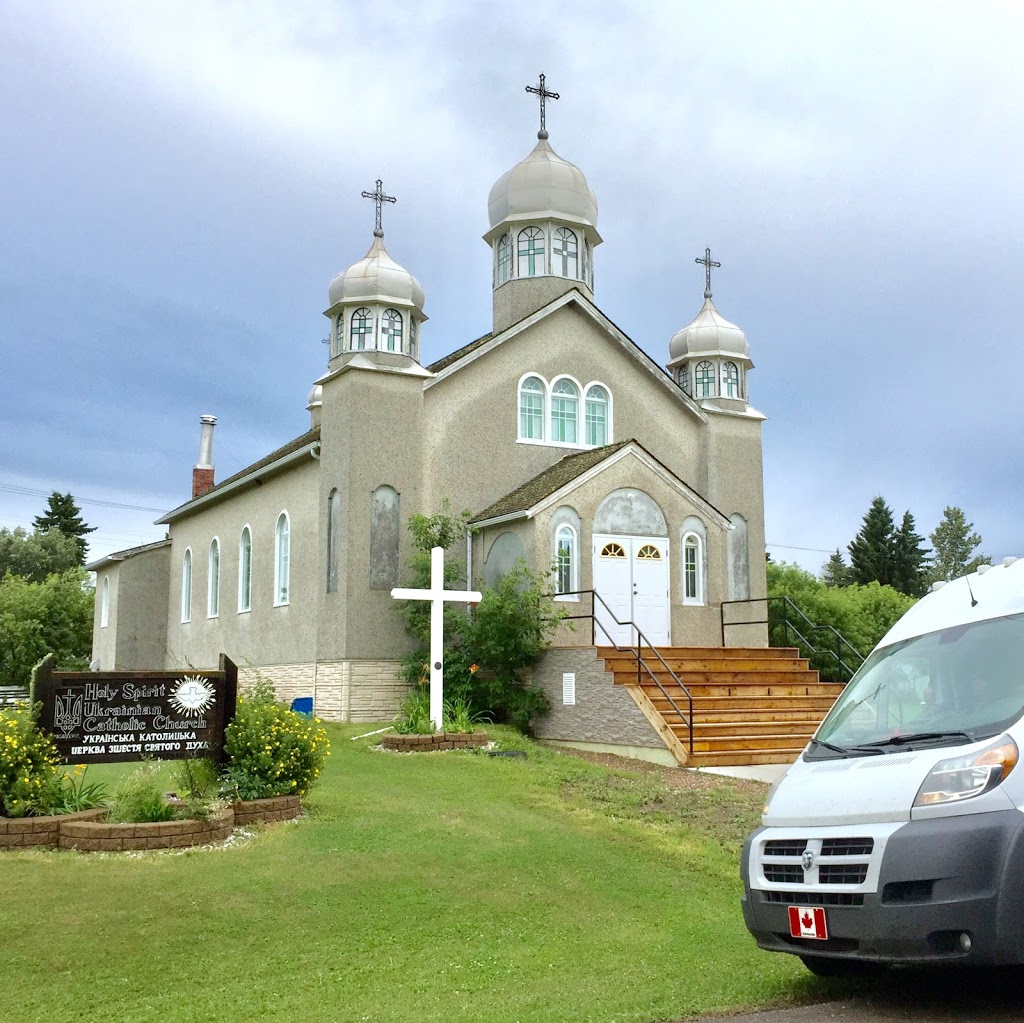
[695,247,721,295]
[361,178,396,238]
[525,72,559,139]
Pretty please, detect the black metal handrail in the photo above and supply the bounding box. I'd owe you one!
[720,596,864,683]
[559,589,694,756]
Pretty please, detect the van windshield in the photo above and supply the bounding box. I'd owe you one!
[810,613,1024,757]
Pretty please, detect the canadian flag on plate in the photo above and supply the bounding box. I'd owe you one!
[788,906,828,940]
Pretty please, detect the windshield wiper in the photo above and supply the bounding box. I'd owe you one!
[859,730,974,748]
[807,738,884,757]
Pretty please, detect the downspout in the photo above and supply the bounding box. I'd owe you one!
[466,529,474,606]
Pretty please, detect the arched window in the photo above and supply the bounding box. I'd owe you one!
[238,526,252,612]
[381,308,403,352]
[555,524,577,596]
[496,234,511,285]
[369,486,400,589]
[519,375,545,440]
[181,548,192,623]
[584,385,608,446]
[334,314,344,355]
[679,364,690,396]
[695,361,716,399]
[550,378,579,444]
[723,361,740,398]
[350,307,373,350]
[409,317,418,359]
[327,489,341,593]
[683,533,704,605]
[207,538,220,618]
[274,512,290,606]
[585,241,593,288]
[581,241,589,287]
[517,227,545,277]
[552,227,578,278]
[100,577,109,628]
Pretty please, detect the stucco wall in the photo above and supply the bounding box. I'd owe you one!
[113,547,170,668]
[531,647,664,749]
[492,276,592,334]
[91,565,119,671]
[163,456,320,671]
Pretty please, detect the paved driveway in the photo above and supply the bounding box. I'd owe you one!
[682,967,1024,1023]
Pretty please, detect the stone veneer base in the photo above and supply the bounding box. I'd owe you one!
[382,731,489,753]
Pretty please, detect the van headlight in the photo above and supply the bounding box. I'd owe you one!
[913,737,1018,807]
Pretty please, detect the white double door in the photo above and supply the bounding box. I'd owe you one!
[592,534,670,648]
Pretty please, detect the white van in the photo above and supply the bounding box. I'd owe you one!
[741,558,1024,975]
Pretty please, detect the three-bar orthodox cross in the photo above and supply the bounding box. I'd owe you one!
[695,247,721,296]
[361,178,396,238]
[525,73,559,139]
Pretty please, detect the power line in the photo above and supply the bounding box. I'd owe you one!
[0,481,167,514]
[766,542,835,555]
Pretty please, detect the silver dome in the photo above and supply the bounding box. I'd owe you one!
[669,295,750,361]
[487,138,599,231]
[328,235,425,310]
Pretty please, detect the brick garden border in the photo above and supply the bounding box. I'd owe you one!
[233,794,301,826]
[0,809,106,851]
[382,731,489,752]
[58,808,235,852]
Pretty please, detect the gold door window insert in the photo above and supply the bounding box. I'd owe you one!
[600,542,626,558]
[636,544,662,560]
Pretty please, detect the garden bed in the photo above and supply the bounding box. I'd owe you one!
[382,731,489,752]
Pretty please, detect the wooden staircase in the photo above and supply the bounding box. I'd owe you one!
[597,646,845,768]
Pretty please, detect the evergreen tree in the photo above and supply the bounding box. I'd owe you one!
[32,492,95,565]
[820,549,851,587]
[928,506,990,583]
[892,511,930,597]
[847,496,897,587]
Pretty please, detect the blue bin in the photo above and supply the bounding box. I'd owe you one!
[290,697,314,717]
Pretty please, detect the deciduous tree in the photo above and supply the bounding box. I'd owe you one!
[0,527,80,583]
[928,506,990,583]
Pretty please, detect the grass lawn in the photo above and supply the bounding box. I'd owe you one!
[0,726,828,1023]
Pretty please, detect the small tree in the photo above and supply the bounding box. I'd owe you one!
[820,549,851,587]
[33,492,96,565]
[847,496,897,587]
[0,527,80,583]
[928,506,990,583]
[891,511,930,598]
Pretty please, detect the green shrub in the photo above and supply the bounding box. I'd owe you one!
[106,763,176,824]
[394,687,433,734]
[223,678,330,799]
[0,703,63,818]
[42,765,108,815]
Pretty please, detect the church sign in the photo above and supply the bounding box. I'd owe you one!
[34,655,238,765]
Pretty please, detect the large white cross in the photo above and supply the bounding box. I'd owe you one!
[391,546,482,732]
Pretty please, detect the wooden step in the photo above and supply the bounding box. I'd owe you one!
[687,720,823,738]
[688,749,802,767]
[602,657,813,674]
[598,646,799,659]
[671,732,812,753]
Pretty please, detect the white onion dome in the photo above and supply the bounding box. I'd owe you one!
[487,138,599,232]
[306,384,323,410]
[669,292,750,362]
[327,234,425,311]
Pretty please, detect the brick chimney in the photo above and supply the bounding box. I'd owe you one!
[192,414,217,498]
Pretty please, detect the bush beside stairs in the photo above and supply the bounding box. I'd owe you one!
[597,646,844,767]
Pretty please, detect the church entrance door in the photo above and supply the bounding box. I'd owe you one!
[592,535,670,648]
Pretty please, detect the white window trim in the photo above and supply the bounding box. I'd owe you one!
[181,547,192,623]
[100,576,109,628]
[682,531,705,606]
[583,379,613,446]
[517,372,547,442]
[549,373,582,446]
[551,225,579,280]
[516,225,547,278]
[554,523,579,602]
[238,524,252,614]
[207,537,220,619]
[381,308,404,353]
[274,511,291,607]
[349,307,376,352]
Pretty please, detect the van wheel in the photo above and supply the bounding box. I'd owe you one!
[799,955,878,978]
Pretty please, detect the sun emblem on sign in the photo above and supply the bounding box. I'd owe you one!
[169,675,217,717]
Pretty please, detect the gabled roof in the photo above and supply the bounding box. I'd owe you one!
[425,289,709,424]
[86,538,171,573]
[427,331,493,374]
[471,439,731,529]
[156,427,321,525]
[472,442,631,522]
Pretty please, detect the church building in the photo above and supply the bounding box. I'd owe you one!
[89,78,776,763]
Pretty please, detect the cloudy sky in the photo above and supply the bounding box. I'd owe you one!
[3,1,1022,573]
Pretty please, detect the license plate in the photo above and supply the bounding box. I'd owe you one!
[788,905,829,940]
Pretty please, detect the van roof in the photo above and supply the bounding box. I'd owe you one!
[881,558,1024,649]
